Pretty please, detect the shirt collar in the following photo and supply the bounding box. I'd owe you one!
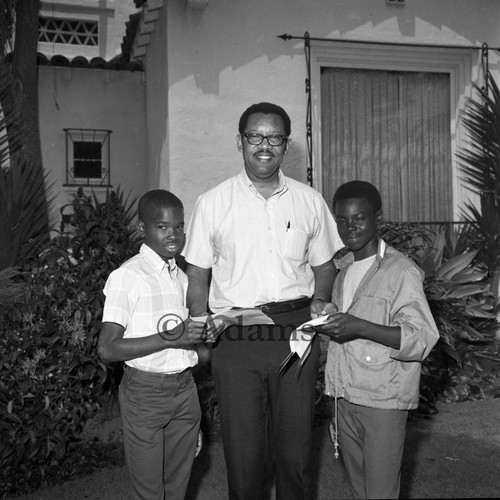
[239,169,288,197]
[140,243,178,274]
[337,238,387,269]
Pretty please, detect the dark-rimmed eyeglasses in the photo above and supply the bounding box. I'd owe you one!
[241,133,288,146]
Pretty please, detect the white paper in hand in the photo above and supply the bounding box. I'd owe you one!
[213,308,275,326]
[192,309,274,343]
[278,315,330,374]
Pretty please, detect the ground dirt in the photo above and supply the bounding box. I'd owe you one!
[11,398,500,499]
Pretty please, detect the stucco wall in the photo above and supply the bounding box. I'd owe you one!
[38,65,146,229]
[152,0,500,219]
[143,6,170,192]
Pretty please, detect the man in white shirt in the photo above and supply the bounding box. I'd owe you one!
[184,102,342,500]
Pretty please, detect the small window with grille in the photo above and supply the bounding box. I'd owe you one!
[39,17,98,46]
[64,129,111,187]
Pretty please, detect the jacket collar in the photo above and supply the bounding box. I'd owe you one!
[337,238,386,270]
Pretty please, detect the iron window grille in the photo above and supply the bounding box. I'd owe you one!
[39,17,98,46]
[64,128,112,187]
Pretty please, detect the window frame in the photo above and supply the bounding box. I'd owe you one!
[64,128,112,188]
[309,41,476,221]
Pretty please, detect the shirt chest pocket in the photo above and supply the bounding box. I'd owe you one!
[283,228,309,261]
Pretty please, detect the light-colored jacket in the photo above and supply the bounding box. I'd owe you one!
[325,239,439,410]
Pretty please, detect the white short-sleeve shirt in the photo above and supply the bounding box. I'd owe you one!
[183,169,342,312]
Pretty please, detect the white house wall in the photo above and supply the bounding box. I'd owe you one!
[144,0,500,220]
[143,5,170,193]
[38,65,147,229]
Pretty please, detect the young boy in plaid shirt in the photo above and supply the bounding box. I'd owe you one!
[98,189,222,500]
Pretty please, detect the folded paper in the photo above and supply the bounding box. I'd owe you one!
[213,308,275,326]
[278,315,331,375]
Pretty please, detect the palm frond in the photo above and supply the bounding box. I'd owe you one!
[0,154,53,269]
[0,62,23,166]
[0,0,15,57]
[457,72,500,274]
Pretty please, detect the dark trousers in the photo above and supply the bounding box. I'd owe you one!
[212,307,320,500]
[119,366,201,500]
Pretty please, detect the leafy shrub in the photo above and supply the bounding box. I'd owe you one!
[450,71,500,401]
[381,222,500,410]
[0,188,139,497]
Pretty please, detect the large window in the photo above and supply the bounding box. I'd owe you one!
[309,42,475,222]
[64,129,111,187]
[321,68,451,222]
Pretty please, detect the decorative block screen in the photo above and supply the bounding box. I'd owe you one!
[39,17,98,46]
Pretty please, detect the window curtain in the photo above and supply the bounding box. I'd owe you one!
[321,68,451,222]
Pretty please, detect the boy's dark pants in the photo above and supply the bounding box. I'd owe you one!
[212,307,320,500]
[119,366,201,500]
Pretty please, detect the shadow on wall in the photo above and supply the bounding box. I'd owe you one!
[168,0,498,94]
[282,140,308,184]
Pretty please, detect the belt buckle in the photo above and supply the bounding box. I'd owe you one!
[279,302,293,313]
[260,303,274,314]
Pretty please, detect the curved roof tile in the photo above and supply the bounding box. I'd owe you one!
[36,52,143,72]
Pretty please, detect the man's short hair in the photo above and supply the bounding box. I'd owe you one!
[332,181,382,213]
[238,102,291,136]
[138,190,183,221]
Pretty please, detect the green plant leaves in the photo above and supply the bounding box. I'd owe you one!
[383,221,499,411]
[458,72,500,274]
[435,251,478,280]
[0,154,53,270]
[0,188,139,496]
[450,269,488,284]
[443,283,490,299]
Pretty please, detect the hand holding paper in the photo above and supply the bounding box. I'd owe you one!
[192,309,274,343]
[310,299,336,319]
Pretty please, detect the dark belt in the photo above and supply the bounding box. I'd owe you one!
[256,297,311,314]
